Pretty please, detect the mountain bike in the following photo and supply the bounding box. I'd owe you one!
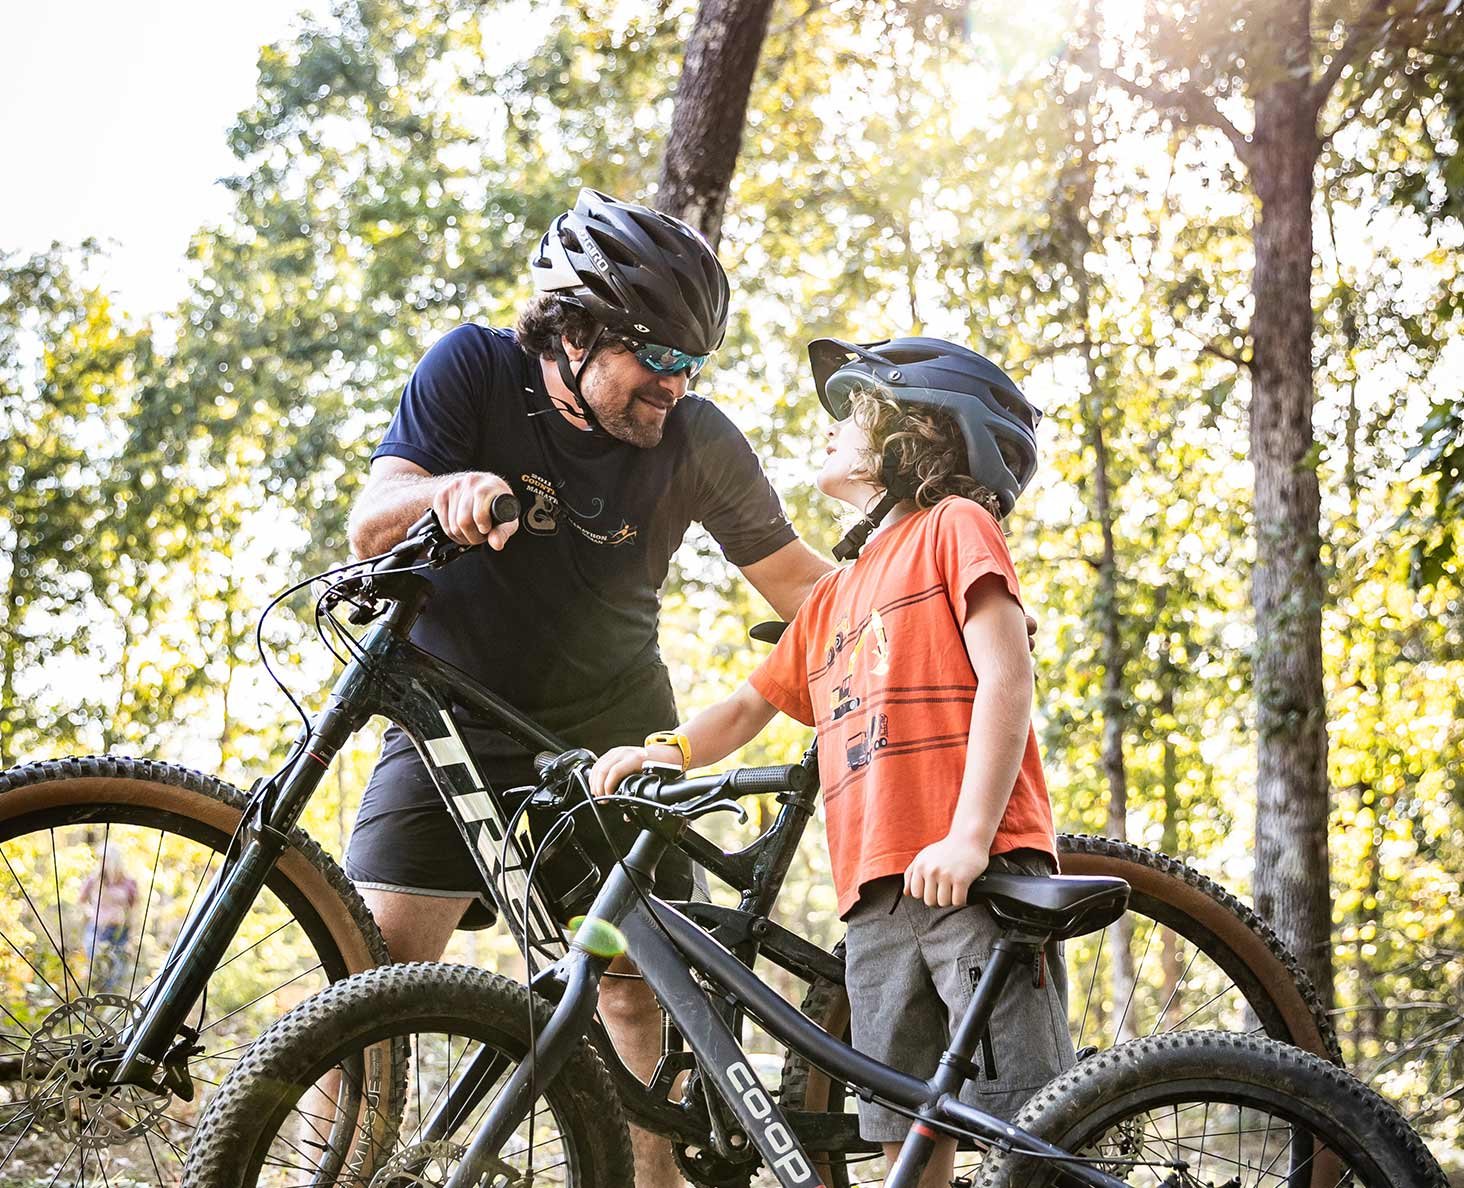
[0,507,1339,1184]
[182,751,1444,1188]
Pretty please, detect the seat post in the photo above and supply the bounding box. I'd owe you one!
[933,936,1041,1097]
[887,935,1044,1187]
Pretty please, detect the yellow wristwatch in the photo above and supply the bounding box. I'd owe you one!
[644,731,692,772]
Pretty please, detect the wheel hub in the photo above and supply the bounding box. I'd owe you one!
[20,994,171,1148]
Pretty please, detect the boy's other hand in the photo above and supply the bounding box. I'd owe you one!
[904,837,991,908]
[589,747,649,798]
[1025,612,1037,653]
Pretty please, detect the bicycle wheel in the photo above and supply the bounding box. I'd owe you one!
[0,754,390,1185]
[974,1031,1444,1187]
[778,834,1340,1187]
[183,962,633,1188]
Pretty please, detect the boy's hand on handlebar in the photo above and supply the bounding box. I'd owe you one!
[590,744,687,798]
[432,472,520,550]
[1025,613,1037,653]
[904,837,990,908]
[589,747,650,798]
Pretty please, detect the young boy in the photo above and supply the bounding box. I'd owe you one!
[590,336,1074,1185]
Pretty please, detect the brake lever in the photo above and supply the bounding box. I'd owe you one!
[674,788,748,825]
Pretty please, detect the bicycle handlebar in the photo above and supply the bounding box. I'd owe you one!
[402,493,522,547]
[532,749,808,809]
[371,494,522,576]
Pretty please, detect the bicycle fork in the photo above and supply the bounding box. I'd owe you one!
[107,697,358,1090]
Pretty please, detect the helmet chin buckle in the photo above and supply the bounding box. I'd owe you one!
[833,451,913,561]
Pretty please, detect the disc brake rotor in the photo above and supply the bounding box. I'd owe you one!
[367,1139,469,1187]
[20,994,171,1148]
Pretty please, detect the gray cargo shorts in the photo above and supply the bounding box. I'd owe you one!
[843,850,1076,1141]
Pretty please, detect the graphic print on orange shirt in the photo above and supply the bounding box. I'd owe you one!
[749,498,1057,916]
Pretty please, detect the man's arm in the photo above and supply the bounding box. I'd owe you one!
[737,539,834,621]
[347,456,519,558]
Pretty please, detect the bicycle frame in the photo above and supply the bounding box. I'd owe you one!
[446,823,1129,1188]
[110,567,836,1111]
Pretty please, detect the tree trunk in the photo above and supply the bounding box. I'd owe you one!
[1248,0,1334,1010]
[655,0,777,248]
[0,528,23,770]
[1158,663,1184,1029]
[1091,363,1135,1040]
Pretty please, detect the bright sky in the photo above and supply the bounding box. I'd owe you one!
[0,0,322,319]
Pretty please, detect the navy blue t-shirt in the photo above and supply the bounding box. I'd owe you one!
[373,324,795,759]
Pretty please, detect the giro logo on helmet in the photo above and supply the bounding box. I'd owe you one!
[586,243,613,275]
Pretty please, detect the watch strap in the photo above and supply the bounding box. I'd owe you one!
[644,731,691,771]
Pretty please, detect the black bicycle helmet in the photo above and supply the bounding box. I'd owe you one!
[808,336,1041,517]
[531,189,730,356]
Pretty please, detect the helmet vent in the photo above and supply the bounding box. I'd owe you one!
[594,234,639,267]
[880,346,944,365]
[992,387,1039,431]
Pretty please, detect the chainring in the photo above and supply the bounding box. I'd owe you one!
[673,1140,759,1188]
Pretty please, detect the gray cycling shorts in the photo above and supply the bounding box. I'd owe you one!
[843,851,1076,1142]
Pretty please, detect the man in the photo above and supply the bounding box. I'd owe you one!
[344,189,831,1186]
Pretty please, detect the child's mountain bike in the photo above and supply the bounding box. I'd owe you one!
[182,750,1443,1188]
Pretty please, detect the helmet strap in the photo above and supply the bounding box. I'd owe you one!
[832,447,914,562]
[552,326,609,435]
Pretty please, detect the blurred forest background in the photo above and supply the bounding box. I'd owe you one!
[3,0,1463,1167]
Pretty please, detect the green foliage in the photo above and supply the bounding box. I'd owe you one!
[0,244,159,763]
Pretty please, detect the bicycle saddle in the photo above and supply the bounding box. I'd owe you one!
[971,872,1130,941]
[750,621,787,645]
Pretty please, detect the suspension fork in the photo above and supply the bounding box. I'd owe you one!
[107,691,363,1089]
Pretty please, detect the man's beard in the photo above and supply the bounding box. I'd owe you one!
[587,383,670,448]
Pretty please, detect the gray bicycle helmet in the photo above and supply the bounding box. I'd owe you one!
[531,189,730,356]
[808,336,1041,517]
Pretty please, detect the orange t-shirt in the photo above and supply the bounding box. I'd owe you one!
[750,497,1056,917]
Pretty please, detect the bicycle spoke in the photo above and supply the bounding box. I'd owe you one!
[48,828,82,1001]
[1076,923,1106,1049]
[1165,983,1231,1032]
[215,915,298,973]
[128,829,166,1002]
[1110,915,1158,1040]
[197,962,324,1035]
[1,845,82,1003]
[82,823,113,1000]
[1148,939,1202,1036]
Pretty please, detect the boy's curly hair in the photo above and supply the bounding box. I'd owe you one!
[848,385,1002,518]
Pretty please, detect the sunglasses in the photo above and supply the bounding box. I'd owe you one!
[619,337,711,378]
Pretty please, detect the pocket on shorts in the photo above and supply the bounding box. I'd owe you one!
[953,944,1071,1102]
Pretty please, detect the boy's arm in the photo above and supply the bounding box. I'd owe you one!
[588,681,780,798]
[904,574,1035,908]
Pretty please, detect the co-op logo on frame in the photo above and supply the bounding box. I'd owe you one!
[726,1061,823,1186]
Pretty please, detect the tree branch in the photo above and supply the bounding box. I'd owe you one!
[1310,0,1396,113]
[1199,341,1251,368]
[1096,66,1253,167]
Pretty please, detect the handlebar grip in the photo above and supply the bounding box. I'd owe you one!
[407,494,519,545]
[489,492,521,526]
[727,764,809,795]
